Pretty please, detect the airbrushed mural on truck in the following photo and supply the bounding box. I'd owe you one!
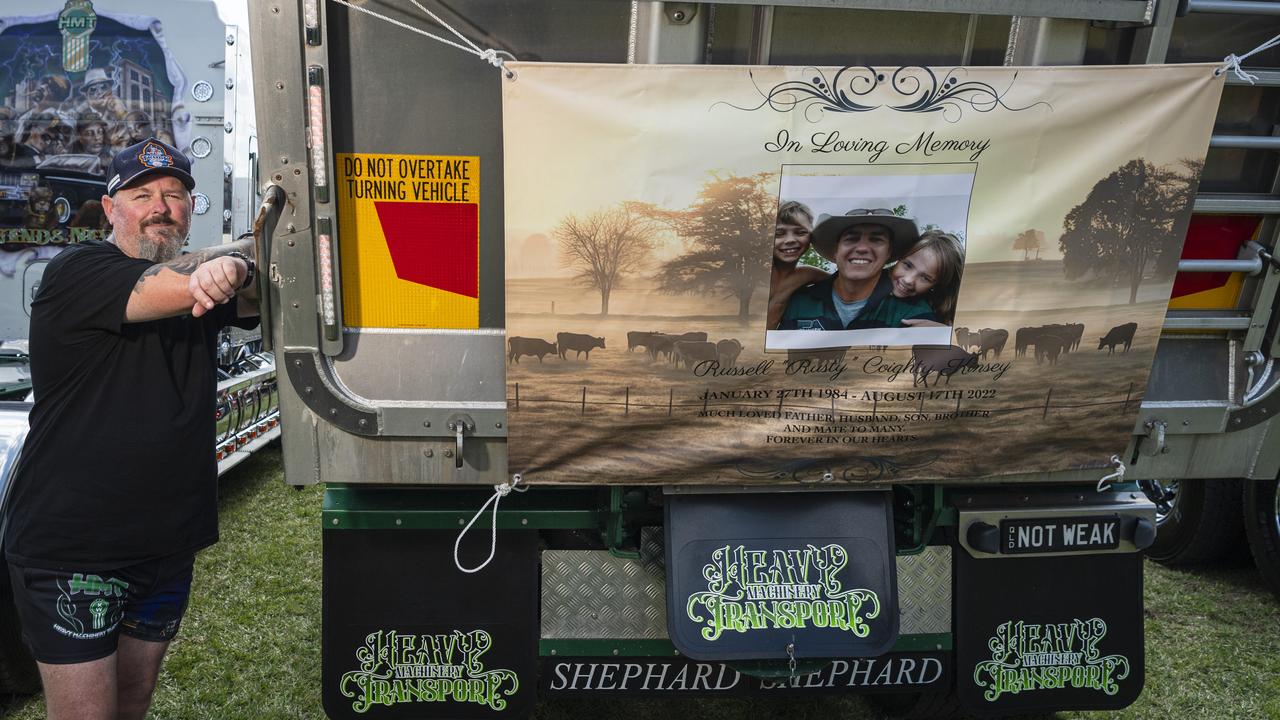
[0,3,190,276]
[0,1,277,481]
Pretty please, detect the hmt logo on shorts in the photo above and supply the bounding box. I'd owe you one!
[68,573,129,597]
[55,573,129,639]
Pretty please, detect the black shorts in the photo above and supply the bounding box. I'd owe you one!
[7,553,195,664]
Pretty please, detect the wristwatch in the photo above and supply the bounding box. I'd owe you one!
[226,251,257,290]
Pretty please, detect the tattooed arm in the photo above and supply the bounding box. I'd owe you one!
[124,238,258,323]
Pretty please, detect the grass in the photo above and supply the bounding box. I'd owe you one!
[2,445,1278,719]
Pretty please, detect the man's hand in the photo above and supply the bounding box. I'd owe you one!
[188,256,248,317]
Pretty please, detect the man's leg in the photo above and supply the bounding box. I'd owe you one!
[38,655,117,720]
[114,552,194,720]
[8,563,125,720]
[115,635,170,720]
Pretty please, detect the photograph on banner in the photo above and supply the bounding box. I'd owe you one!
[502,63,1224,485]
[767,163,973,350]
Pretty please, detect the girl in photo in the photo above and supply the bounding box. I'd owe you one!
[893,230,965,326]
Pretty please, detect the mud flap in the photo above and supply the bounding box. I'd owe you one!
[955,550,1144,715]
[664,490,898,661]
[321,527,538,719]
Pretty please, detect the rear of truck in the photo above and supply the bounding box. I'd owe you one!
[248,1,1280,718]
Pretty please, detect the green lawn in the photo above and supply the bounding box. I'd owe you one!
[2,446,1278,719]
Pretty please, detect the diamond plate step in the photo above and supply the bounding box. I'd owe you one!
[541,529,951,639]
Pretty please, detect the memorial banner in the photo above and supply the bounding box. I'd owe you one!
[502,63,1223,485]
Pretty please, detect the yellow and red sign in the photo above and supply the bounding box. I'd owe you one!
[335,152,479,328]
[1167,214,1256,310]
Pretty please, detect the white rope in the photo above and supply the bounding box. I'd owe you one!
[454,474,526,574]
[1096,455,1126,493]
[329,0,516,78]
[1218,33,1280,84]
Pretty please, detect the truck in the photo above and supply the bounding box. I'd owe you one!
[246,0,1280,717]
[8,0,1280,717]
[0,0,281,693]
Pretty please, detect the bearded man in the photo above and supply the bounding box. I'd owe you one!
[3,137,259,720]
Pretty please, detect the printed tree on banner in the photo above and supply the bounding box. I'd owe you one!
[1059,158,1199,304]
[648,173,780,323]
[553,206,657,315]
[1012,229,1044,260]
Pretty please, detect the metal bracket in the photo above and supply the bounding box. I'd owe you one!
[251,184,285,351]
[284,350,379,435]
[1141,420,1168,457]
[1255,242,1280,273]
[447,414,476,469]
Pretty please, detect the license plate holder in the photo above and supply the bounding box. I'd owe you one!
[999,515,1120,555]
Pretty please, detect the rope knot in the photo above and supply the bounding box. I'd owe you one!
[1218,34,1280,83]
[1218,53,1258,84]
[1096,455,1126,493]
[480,48,503,68]
[493,474,522,497]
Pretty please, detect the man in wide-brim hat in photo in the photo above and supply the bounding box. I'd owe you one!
[777,207,936,331]
[75,67,127,121]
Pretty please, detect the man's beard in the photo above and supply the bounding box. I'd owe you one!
[135,219,185,262]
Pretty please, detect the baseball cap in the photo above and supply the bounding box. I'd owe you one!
[106,137,195,196]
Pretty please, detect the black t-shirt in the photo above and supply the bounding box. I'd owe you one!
[4,240,257,571]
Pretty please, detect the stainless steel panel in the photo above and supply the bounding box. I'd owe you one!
[333,329,506,403]
[1138,404,1230,435]
[317,421,505,485]
[540,531,953,639]
[1123,422,1274,480]
[1144,337,1232,403]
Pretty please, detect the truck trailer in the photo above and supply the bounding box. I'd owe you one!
[15,0,1280,717]
[248,1,1280,717]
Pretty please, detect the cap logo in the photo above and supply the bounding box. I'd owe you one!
[137,141,172,169]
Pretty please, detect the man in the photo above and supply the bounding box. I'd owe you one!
[16,112,66,165]
[778,207,934,330]
[121,111,154,146]
[0,107,39,168]
[72,68,127,123]
[72,111,112,174]
[4,137,259,720]
[15,74,72,138]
